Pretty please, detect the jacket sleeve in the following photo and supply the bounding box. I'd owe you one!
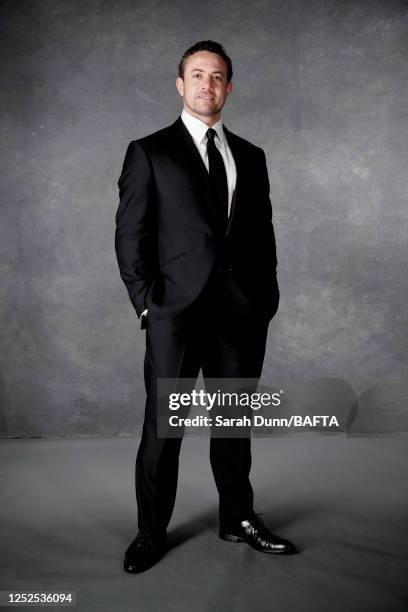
[258,147,280,317]
[115,141,157,317]
[259,148,278,274]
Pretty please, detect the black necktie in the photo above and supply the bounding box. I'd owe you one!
[206,128,228,227]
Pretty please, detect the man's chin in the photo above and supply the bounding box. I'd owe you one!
[199,111,217,117]
[191,106,221,118]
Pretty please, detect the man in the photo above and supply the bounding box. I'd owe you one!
[115,41,297,573]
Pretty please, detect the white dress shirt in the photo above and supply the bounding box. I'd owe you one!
[181,108,237,216]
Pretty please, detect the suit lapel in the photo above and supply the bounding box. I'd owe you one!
[170,118,244,236]
[223,125,242,237]
[170,118,220,226]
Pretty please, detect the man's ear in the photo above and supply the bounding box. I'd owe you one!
[226,81,233,96]
[176,77,184,97]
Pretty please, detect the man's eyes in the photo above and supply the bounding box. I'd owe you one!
[192,74,224,81]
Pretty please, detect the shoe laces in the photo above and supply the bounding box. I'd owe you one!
[244,513,272,543]
[134,530,155,550]
[248,514,288,550]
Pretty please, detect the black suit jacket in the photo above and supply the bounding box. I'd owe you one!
[115,117,279,326]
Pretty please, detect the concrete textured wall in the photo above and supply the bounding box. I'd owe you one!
[1,0,407,437]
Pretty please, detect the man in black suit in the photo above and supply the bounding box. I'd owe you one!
[115,40,296,573]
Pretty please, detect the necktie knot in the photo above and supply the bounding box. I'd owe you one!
[206,128,217,143]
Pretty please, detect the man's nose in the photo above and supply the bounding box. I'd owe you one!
[201,77,214,90]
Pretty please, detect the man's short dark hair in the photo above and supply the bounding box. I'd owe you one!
[178,40,233,83]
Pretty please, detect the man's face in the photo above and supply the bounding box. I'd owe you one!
[176,51,233,125]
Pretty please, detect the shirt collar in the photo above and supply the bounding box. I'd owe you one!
[181,109,226,148]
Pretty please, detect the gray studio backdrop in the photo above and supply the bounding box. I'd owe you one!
[1,0,407,437]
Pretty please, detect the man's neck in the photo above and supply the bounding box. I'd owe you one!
[182,107,221,127]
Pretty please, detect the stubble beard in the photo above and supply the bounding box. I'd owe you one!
[187,97,224,120]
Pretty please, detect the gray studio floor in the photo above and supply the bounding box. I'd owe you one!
[1,434,408,612]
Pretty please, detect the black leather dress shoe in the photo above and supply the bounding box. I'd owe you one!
[124,530,167,573]
[220,514,297,554]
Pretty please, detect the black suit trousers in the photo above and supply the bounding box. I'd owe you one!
[136,271,269,535]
